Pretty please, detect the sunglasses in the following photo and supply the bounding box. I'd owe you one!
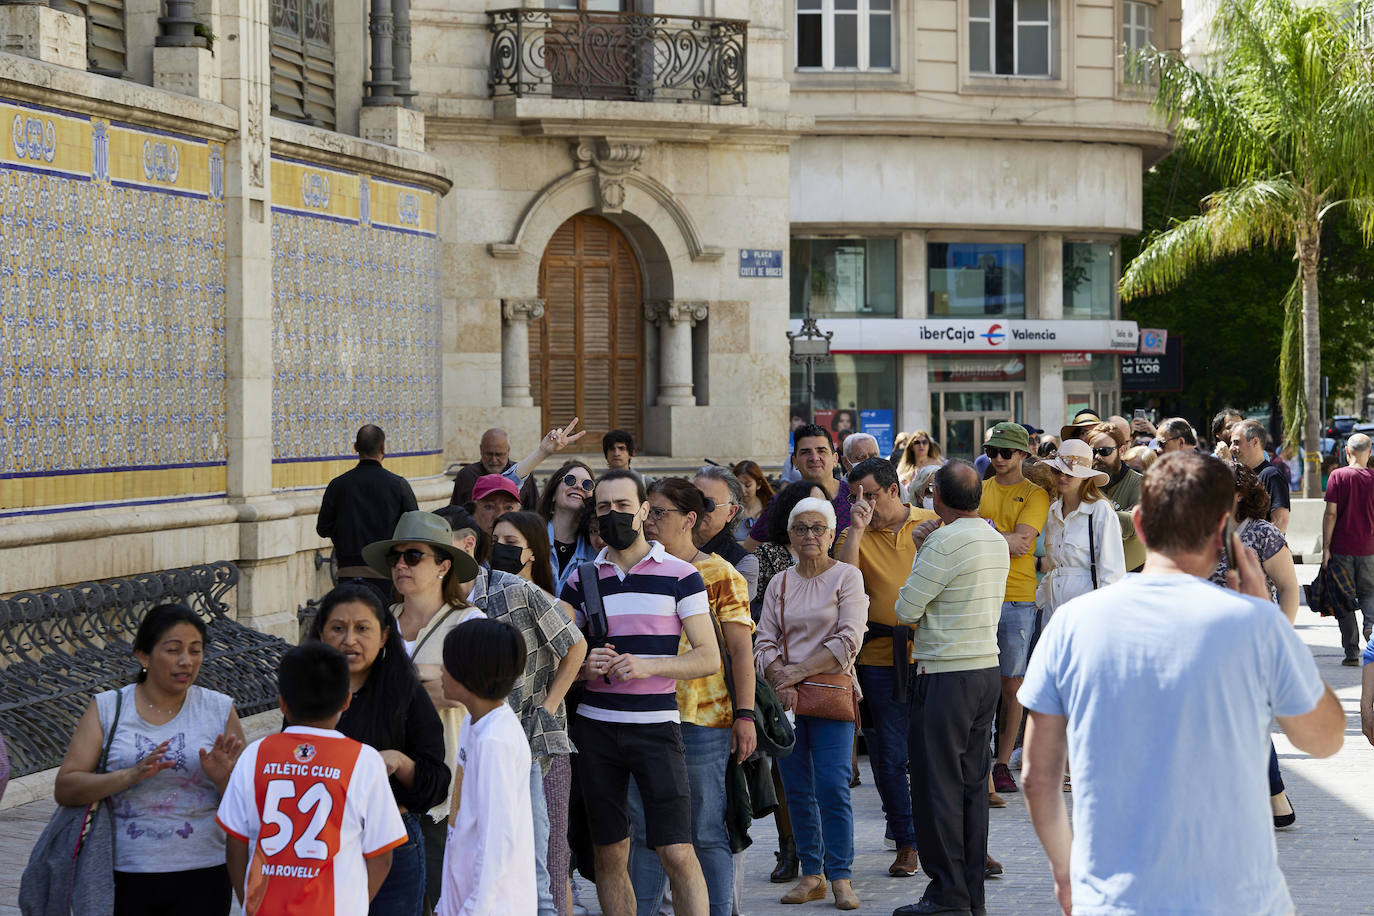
[386,548,438,568]
[1091,446,1118,457]
[912,439,930,446]
[983,446,1020,460]
[561,473,594,492]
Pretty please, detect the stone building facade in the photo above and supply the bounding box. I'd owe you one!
[0,0,1178,618]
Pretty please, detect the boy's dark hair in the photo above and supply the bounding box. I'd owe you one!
[441,618,527,701]
[791,423,834,454]
[595,467,647,504]
[279,642,351,723]
[848,456,899,491]
[602,429,636,456]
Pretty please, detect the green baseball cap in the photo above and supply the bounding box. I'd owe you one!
[985,421,1031,453]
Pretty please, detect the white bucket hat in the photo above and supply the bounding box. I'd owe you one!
[1047,439,1110,487]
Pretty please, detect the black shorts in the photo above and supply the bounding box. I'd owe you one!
[570,715,692,849]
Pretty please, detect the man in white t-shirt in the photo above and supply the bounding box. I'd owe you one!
[1018,452,1344,916]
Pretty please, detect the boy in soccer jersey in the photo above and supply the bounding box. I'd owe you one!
[217,643,407,915]
[437,618,536,915]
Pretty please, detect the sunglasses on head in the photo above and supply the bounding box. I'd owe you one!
[386,548,437,568]
[561,473,594,492]
[1091,446,1118,457]
[983,446,1020,460]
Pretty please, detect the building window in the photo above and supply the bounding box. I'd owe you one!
[797,0,894,71]
[1122,0,1155,83]
[791,239,898,318]
[927,242,1026,317]
[969,0,1055,77]
[1063,353,1118,382]
[789,354,899,431]
[1063,242,1117,319]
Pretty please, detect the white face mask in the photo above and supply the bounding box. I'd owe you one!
[922,497,935,510]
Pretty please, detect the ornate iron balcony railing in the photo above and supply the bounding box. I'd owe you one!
[488,8,747,106]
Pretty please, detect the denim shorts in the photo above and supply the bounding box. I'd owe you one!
[997,600,1037,678]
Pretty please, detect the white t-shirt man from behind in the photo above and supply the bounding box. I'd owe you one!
[1019,451,1345,916]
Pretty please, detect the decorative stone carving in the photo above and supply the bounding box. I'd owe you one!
[571,138,651,214]
[502,298,546,323]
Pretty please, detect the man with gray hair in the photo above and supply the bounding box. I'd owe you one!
[844,433,910,502]
[692,466,759,600]
[450,427,539,509]
[1324,432,1374,661]
[1231,419,1291,532]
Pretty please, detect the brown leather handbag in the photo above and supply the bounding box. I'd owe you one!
[778,569,858,722]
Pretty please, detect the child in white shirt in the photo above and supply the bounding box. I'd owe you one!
[437,618,536,916]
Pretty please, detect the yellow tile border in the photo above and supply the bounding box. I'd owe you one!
[271,453,444,490]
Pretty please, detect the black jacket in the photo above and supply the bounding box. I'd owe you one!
[316,459,418,568]
[336,676,450,814]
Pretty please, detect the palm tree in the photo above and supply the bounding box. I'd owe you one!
[1119,0,1374,496]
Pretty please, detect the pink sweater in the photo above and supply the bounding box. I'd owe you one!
[755,561,868,690]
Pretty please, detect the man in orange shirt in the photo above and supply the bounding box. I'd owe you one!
[835,457,937,879]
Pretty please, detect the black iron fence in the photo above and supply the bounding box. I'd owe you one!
[488,8,747,106]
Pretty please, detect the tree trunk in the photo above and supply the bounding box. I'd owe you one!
[1298,229,1322,497]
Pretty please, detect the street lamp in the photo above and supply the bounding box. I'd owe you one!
[787,317,833,423]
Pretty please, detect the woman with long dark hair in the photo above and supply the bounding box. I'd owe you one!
[536,459,598,593]
[54,604,245,916]
[732,460,776,542]
[310,583,449,915]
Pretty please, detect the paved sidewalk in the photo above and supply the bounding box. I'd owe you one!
[5,607,1374,915]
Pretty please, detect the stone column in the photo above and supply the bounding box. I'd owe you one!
[362,0,396,104]
[501,299,544,407]
[646,300,708,407]
[391,0,414,105]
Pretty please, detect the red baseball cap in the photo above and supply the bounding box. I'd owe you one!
[472,474,520,502]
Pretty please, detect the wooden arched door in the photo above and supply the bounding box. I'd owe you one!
[533,214,644,449]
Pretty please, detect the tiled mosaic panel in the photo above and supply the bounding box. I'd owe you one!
[270,212,442,461]
[0,169,228,476]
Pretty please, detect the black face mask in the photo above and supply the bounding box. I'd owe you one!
[489,543,527,575]
[597,510,640,551]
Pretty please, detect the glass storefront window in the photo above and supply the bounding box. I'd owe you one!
[789,353,899,425]
[927,242,1026,318]
[1062,242,1116,318]
[928,355,1027,384]
[1063,354,1117,382]
[790,238,898,318]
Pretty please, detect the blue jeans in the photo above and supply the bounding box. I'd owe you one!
[530,759,555,916]
[1268,742,1284,796]
[628,723,734,916]
[369,811,424,916]
[856,664,916,849]
[776,715,855,881]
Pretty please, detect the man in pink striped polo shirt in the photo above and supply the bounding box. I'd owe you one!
[560,468,720,916]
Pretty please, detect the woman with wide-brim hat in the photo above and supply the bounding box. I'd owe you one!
[1036,439,1126,619]
[362,510,485,910]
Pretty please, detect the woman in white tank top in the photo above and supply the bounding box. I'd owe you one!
[53,604,246,916]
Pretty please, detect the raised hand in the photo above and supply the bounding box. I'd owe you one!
[540,417,587,456]
[128,740,177,786]
[198,732,245,787]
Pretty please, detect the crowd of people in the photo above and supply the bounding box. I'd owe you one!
[40,407,1374,916]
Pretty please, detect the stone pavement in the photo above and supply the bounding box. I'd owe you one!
[4,607,1374,915]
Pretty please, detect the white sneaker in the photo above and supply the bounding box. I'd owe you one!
[884,836,897,850]
[1010,747,1023,770]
